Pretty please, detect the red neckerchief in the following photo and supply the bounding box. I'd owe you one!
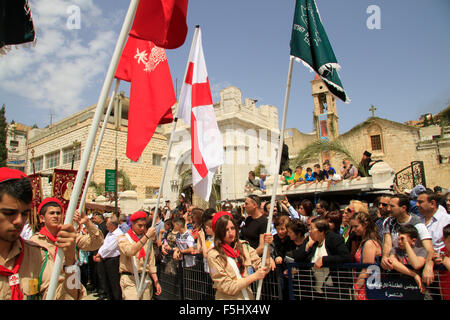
[0,237,25,300]
[39,226,58,260]
[222,243,243,275]
[127,229,145,260]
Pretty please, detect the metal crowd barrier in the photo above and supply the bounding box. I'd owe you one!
[155,254,449,301]
[286,262,448,301]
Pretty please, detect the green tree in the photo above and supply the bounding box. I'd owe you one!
[0,105,8,167]
[117,169,132,190]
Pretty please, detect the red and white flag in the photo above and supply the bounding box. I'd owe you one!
[178,28,224,201]
[115,36,176,161]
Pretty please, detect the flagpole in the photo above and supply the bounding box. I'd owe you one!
[255,56,294,300]
[45,0,140,300]
[136,25,200,299]
[78,79,121,217]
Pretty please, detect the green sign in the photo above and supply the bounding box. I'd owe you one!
[105,169,116,192]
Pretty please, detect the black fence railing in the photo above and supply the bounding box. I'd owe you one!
[155,254,449,301]
[394,161,426,192]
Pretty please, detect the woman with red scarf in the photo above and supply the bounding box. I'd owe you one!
[207,211,274,300]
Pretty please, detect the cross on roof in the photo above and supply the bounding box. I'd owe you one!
[369,105,377,117]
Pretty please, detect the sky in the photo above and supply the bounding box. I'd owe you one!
[1,0,449,135]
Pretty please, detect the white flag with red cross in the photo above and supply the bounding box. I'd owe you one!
[177,27,224,201]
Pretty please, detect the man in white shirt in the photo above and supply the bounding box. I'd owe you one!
[416,190,450,293]
[94,215,123,300]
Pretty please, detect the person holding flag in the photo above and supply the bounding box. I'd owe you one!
[0,168,81,300]
[45,0,190,300]
[30,197,104,299]
[31,198,104,262]
[117,211,160,300]
[207,211,274,300]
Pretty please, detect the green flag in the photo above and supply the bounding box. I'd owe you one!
[290,0,349,103]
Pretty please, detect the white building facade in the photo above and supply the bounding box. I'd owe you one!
[162,86,280,205]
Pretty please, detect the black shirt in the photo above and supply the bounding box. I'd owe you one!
[240,214,268,249]
[313,171,325,182]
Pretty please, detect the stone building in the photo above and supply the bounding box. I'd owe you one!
[284,76,450,190]
[6,122,31,172]
[161,86,280,206]
[26,92,168,200]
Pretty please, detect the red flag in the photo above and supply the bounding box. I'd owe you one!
[130,0,189,49]
[27,173,42,232]
[115,36,176,161]
[52,169,89,215]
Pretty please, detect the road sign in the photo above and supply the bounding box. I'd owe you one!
[105,169,116,192]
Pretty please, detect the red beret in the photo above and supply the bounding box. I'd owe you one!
[211,211,233,233]
[130,211,147,222]
[0,167,26,183]
[38,197,64,215]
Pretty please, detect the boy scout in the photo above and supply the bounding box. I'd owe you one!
[31,197,104,261]
[29,196,104,299]
[0,167,82,300]
[117,211,160,299]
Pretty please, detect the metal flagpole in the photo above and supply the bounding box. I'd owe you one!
[136,25,200,299]
[45,0,140,300]
[255,56,294,300]
[78,79,121,216]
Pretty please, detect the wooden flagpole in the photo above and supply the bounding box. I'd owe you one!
[45,0,140,300]
[136,25,200,299]
[255,56,294,300]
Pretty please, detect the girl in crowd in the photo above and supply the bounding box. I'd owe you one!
[207,211,274,300]
[349,211,382,300]
[272,215,296,266]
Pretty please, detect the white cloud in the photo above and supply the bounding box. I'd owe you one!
[0,0,118,117]
[210,80,232,101]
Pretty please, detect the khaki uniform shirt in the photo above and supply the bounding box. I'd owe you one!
[30,223,104,262]
[207,240,270,300]
[117,233,157,300]
[0,239,75,300]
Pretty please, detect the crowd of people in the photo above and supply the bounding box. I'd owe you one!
[1,166,450,300]
[246,151,381,194]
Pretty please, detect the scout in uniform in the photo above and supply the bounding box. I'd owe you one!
[0,167,82,300]
[30,197,105,298]
[31,197,104,262]
[117,211,160,300]
[207,211,274,300]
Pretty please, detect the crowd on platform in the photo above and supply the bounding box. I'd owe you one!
[244,151,377,195]
[1,165,450,300]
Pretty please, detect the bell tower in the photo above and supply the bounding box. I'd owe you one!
[311,74,339,141]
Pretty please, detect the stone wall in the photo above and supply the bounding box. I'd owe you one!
[27,109,168,200]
